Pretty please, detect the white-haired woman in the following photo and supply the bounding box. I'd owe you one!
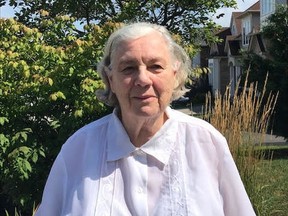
[36,22,255,216]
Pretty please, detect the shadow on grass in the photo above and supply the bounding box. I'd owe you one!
[259,146,288,160]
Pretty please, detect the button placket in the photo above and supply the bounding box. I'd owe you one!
[129,150,148,215]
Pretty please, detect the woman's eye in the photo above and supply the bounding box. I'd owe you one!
[121,66,135,74]
[149,64,163,71]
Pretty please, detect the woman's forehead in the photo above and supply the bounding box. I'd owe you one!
[111,33,172,63]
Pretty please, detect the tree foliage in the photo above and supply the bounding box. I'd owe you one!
[262,5,288,62]
[241,5,288,139]
[0,0,240,213]
[0,0,5,7]
[0,17,116,213]
[6,0,237,45]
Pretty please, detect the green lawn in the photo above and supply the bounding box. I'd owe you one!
[254,146,288,216]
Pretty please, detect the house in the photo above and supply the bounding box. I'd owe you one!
[207,27,231,95]
[260,0,288,26]
[206,0,287,97]
[225,1,260,96]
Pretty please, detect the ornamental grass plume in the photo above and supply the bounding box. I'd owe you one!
[203,72,278,213]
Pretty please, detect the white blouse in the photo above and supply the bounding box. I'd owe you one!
[36,107,256,216]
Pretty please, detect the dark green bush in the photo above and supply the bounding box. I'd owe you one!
[0,17,117,213]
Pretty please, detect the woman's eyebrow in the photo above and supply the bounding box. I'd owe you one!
[146,57,167,64]
[118,59,138,67]
[118,56,167,67]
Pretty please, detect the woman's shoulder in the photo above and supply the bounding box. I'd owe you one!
[169,108,226,141]
[169,108,214,128]
[60,113,113,153]
[75,113,112,135]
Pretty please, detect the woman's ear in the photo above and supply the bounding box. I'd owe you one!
[108,76,115,93]
[105,66,115,93]
[173,61,181,73]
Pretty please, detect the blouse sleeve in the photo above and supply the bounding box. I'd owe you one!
[218,140,256,216]
[35,152,67,216]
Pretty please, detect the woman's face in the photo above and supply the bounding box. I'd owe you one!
[108,32,177,119]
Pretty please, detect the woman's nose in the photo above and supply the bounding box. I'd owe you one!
[135,67,152,87]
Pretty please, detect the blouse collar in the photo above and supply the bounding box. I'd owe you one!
[106,107,178,165]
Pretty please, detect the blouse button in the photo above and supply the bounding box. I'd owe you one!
[137,187,144,193]
[134,149,144,156]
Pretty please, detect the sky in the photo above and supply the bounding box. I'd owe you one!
[214,0,259,26]
[0,2,16,18]
[0,0,259,27]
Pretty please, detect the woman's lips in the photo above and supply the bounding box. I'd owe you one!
[133,95,156,101]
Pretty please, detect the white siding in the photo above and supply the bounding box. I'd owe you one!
[208,59,220,94]
[260,0,276,25]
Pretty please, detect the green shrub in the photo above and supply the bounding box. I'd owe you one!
[0,18,117,213]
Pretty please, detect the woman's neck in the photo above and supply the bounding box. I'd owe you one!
[120,111,168,147]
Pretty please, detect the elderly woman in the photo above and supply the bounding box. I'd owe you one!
[36,22,255,216]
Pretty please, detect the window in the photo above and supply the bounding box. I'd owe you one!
[242,19,250,46]
[261,0,275,15]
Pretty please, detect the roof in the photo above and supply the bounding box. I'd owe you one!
[230,1,260,33]
[237,1,260,19]
[228,40,241,56]
[246,1,260,11]
[230,12,243,35]
[214,28,231,56]
[256,34,265,52]
[224,35,241,56]
[248,33,266,53]
[214,27,230,35]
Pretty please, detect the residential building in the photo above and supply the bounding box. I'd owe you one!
[208,28,231,95]
[226,2,260,96]
[260,0,288,26]
[206,0,287,97]
[207,1,261,96]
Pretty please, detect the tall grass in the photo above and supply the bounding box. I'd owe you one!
[5,203,38,216]
[203,73,278,215]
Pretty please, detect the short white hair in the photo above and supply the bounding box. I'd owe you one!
[96,22,191,107]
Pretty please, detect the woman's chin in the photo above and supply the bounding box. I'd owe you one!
[131,105,163,118]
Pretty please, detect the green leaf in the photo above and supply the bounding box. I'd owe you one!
[20,132,28,142]
[23,160,32,172]
[0,117,9,126]
[50,93,58,101]
[48,77,54,86]
[31,151,38,163]
[56,91,66,99]
[18,146,31,155]
[39,148,46,157]
[0,133,10,147]
[74,109,83,118]
[50,120,61,129]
